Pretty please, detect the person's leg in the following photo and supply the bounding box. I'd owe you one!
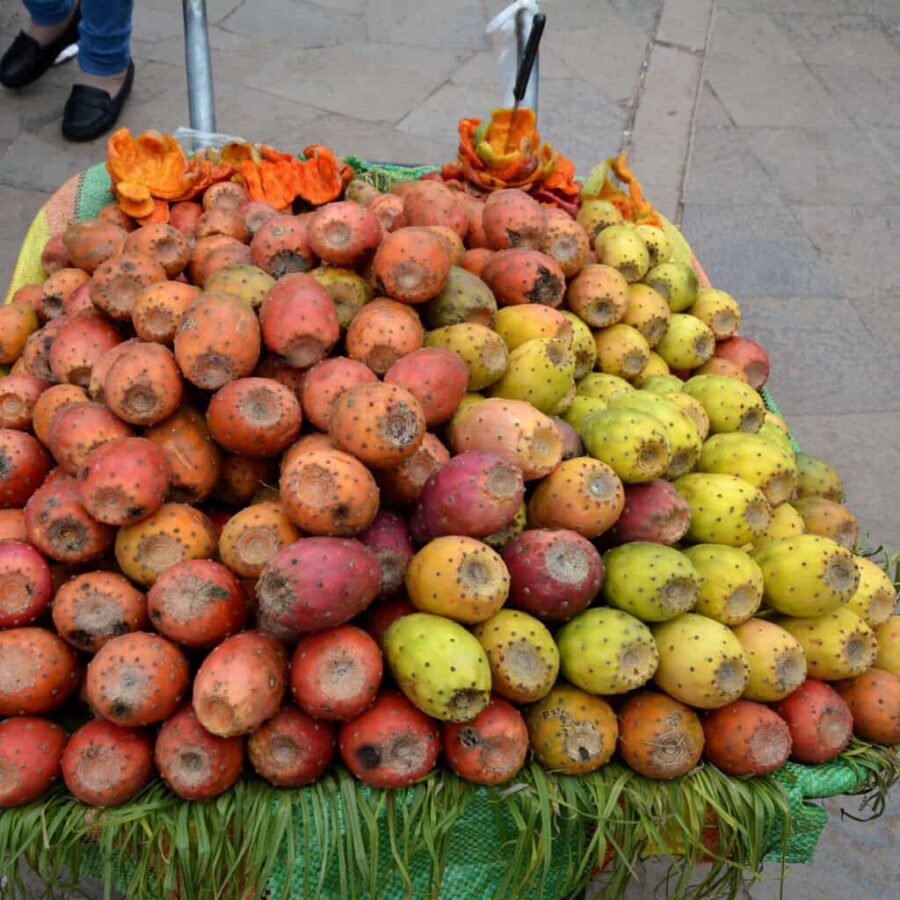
[76,0,133,93]
[23,0,77,46]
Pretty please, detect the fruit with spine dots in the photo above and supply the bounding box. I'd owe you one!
[618,691,704,779]
[461,247,492,277]
[774,608,876,680]
[526,685,618,774]
[256,537,381,634]
[42,232,76,271]
[203,180,249,211]
[577,199,624,238]
[0,540,52,627]
[549,382,575,416]
[833,668,900,745]
[248,705,335,787]
[492,304,572,350]
[0,509,27,542]
[632,223,668,264]
[306,200,382,266]
[698,432,797,506]
[104,342,183,427]
[368,193,406,233]
[89,252,166,322]
[579,407,670,484]
[61,720,153,807]
[402,182,466,236]
[664,391,710,440]
[594,225,649,282]
[594,323,650,380]
[772,678,852,764]
[191,236,252,286]
[562,395,606,433]
[643,261,699,313]
[602,542,700,622]
[214,453,274,505]
[690,288,741,340]
[193,629,287,736]
[240,199,278,235]
[623,283,671,347]
[654,314,716,370]
[425,322,508,390]
[713,336,770,390]
[410,451,524,542]
[308,266,373,327]
[218,502,299,579]
[358,509,414,598]
[483,500,527,548]
[442,697,529,785]
[362,596,416,647]
[481,248,565,307]
[756,421,795,459]
[384,347,469,426]
[682,545,763,625]
[204,263,274,311]
[766,411,790,433]
[631,350,671,385]
[557,607,658,694]
[844,556,895,627]
[448,398,562,480]
[794,452,844,502]
[750,534,859,616]
[565,264,629,328]
[790,497,858,550]
[124,223,191,276]
[502,528,603,623]
[752,502,805,548]
[488,338,575,413]
[471,608,559,703]
[611,479,691,546]
[384,612,491,721]
[652,613,750,708]
[732,617,807,702]
[132,281,200,344]
[406,536,509,624]
[541,207,591,277]
[249,214,314,277]
[561,312,597,378]
[345,298,425,375]
[300,357,378,432]
[47,401,134,475]
[0,301,39,366]
[702,700,791,776]
[422,265,497,329]
[48,313,120,388]
[372,227,451,303]
[0,627,80,715]
[482,188,547,250]
[169,200,203,233]
[86,338,136,402]
[673,473,771,546]
[290,625,382,721]
[0,717,67,808]
[576,372,633,402]
[694,357,749,383]
[377,432,450,505]
[21,317,67,383]
[681,374,765,434]
[527,456,624,538]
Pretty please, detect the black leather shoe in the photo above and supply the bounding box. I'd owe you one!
[62,59,134,142]
[0,8,81,89]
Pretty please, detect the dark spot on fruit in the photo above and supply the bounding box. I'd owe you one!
[356,744,381,769]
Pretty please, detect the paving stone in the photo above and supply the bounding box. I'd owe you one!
[141,0,245,23]
[449,48,571,90]
[850,296,900,356]
[0,184,49,294]
[366,0,489,51]
[770,11,900,67]
[695,80,733,127]
[708,8,804,65]
[220,0,365,49]
[680,203,841,299]
[396,83,501,142]
[811,64,900,128]
[656,0,712,52]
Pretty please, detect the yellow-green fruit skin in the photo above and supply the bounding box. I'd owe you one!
[689,288,741,339]
[789,497,858,551]
[844,556,896,627]
[576,372,633,402]
[472,609,559,703]
[666,391,710,440]
[384,612,492,722]
[493,304,572,350]
[682,544,764,625]
[623,283,671,348]
[873,616,900,677]
[594,225,650,283]
[207,264,276,310]
[577,199,624,238]
[525,685,618,774]
[423,266,498,329]
[643,261,699,312]
[308,266,373,326]
[482,502,527,550]
[673,473,772,547]
[635,224,671,267]
[773,608,877,681]
[561,311,597,378]
[750,534,860,617]
[488,337,575,414]
[651,613,750,709]
[794,452,844,502]
[556,607,659,694]
[579,408,670,484]
[594,323,650,380]
[653,314,716,370]
[639,374,684,395]
[562,395,607,433]
[756,421,795,460]
[681,374,766,434]
[425,323,508,391]
[731,618,807,702]
[751,502,805,548]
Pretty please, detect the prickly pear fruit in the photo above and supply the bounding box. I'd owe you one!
[654,314,716,370]
[565,264,629,328]
[713,336,770,390]
[834,668,900,745]
[501,528,603,622]
[698,432,797,506]
[731,618,807,702]
[702,700,791,776]
[580,408,670,484]
[594,323,650,380]
[757,421,795,460]
[643,261,699,312]
[639,374,684,395]
[423,266,497,329]
[556,607,659,694]
[488,338,575,413]
[750,534,859,616]
[384,612,491,722]
[844,557,896,627]
[665,391,710,440]
[631,350,671,385]
[617,692,704,779]
[873,615,900,677]
[357,510,414,599]
[681,545,763,625]
[577,199,623,238]
[751,502,805,548]
[383,347,469,428]
[681,374,765,434]
[603,543,700,622]
[690,288,741,340]
[774,608,876,680]
[772,678,853,764]
[425,322,508,390]
[652,613,750,708]
[483,501,527,549]
[594,225,649,283]
[610,480,690,546]
[563,395,608,435]
[794,452,844,502]
[576,372,633,402]
[471,608,559,703]
[526,685,618,774]
[561,312,597,378]
[492,304,571,350]
[790,497,858,550]
[635,224,670,267]
[622,283,671,348]
[674,473,772,546]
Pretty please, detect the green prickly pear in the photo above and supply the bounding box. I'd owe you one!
[384,612,491,722]
[689,288,741,340]
[422,266,498,329]
[682,544,763,625]
[556,607,659,694]
[580,408,670,484]
[681,374,766,434]
[639,374,684,395]
[602,542,700,622]
[594,323,650,380]
[576,372,633,402]
[697,432,797,506]
[773,608,877,680]
[643,261,699,312]
[576,199,624,239]
[795,452,844,502]
[493,304,572,351]
[594,225,650,283]
[634,224,670,267]
[757,421,795,460]
[488,338,575,413]
[750,534,859,617]
[561,311,597,378]
[652,613,750,708]
[673,473,772,546]
[425,322,508,391]
[654,313,716,370]
[731,618,807,702]
[562,395,607,433]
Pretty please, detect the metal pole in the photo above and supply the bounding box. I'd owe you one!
[182,0,216,141]
[515,6,540,115]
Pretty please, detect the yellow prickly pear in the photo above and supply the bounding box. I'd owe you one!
[580,408,670,484]
[751,502,805,548]
[549,382,576,416]
[594,225,649,283]
[794,452,844,502]
[423,266,498,329]
[790,497,858,550]
[765,411,790,433]
[757,421,795,459]
[308,266,373,327]
[562,395,607,433]
[731,618,807,702]
[561,311,597,378]
[594,323,651,380]
[666,391,710,440]
[425,322,508,391]
[681,374,766,434]
[643,261,699,312]
[482,502,527,550]
[493,304,572,350]
[631,351,671,386]
[654,313,716,370]
[576,199,624,239]
[576,372,633,402]
[698,432,797,506]
[622,284,671,347]
[634,224,670,267]
[774,608,876,680]
[565,264,629,328]
[873,615,900,677]
[682,544,763,625]
[844,556,896,626]
[488,338,575,413]
[673,473,772,546]
[639,374,684,395]
[689,287,741,340]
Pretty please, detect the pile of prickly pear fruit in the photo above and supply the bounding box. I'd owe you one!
[1,145,898,815]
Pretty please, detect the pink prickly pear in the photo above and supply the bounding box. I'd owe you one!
[772,678,853,764]
[713,336,770,389]
[610,479,691,545]
[357,510,415,598]
[702,699,792,775]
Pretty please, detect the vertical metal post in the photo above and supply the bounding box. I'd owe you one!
[515,6,540,115]
[182,0,216,142]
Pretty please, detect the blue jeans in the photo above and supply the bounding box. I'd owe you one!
[24,0,133,76]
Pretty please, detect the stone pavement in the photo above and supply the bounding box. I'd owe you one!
[1,0,898,897]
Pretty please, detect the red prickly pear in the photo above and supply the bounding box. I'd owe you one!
[377,432,450,505]
[218,501,299,579]
[610,479,691,545]
[357,510,414,598]
[410,451,524,543]
[90,252,167,322]
[384,347,469,427]
[31,384,87,445]
[0,627,81,715]
[0,717,67,807]
[773,678,853,764]
[833,668,900,745]
[503,528,603,622]
[39,268,89,322]
[248,706,336,787]
[0,429,52,507]
[41,233,74,272]
[0,540,53,627]
[0,374,48,432]
[62,220,126,273]
[372,228,452,304]
[124,222,191,276]
[481,248,565,307]
[702,700,792,775]
[339,691,440,788]
[250,214,315,277]
[402,181,467,235]
[713,336,770,389]
[46,401,133,475]
[300,357,377,432]
[256,537,382,634]
[203,180,249,212]
[306,201,382,266]
[104,342,183,427]
[240,199,278,236]
[482,188,547,251]
[362,596,416,647]
[48,313,121,388]
[346,299,425,374]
